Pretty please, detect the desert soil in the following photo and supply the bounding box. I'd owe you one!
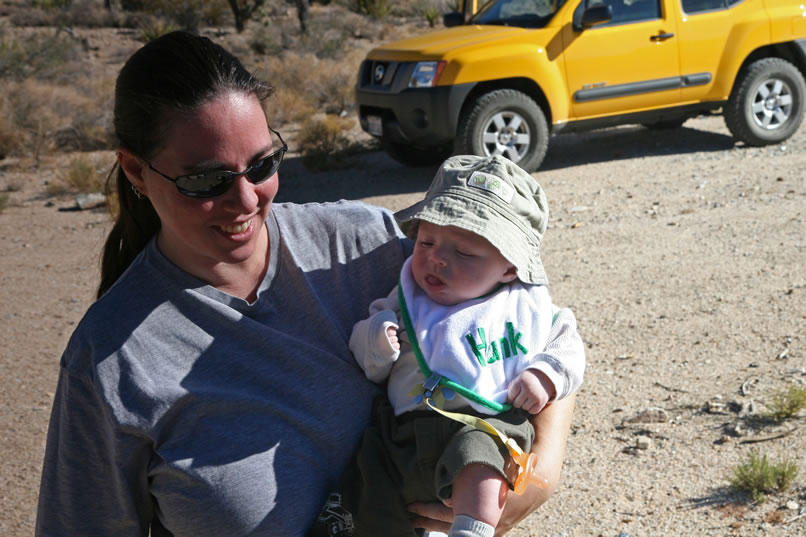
[1,24,806,537]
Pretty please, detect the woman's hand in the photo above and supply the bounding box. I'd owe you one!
[407,501,453,533]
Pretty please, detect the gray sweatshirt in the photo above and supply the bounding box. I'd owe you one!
[35,201,410,537]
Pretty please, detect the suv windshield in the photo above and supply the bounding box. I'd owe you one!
[469,0,566,28]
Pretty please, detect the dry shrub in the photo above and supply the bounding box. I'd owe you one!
[297,114,361,171]
[3,78,115,159]
[49,153,106,195]
[0,26,82,81]
[0,114,23,159]
[10,0,123,27]
[136,16,180,43]
[266,88,316,126]
[257,50,359,121]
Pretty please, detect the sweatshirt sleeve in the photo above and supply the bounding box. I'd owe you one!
[35,364,154,537]
[527,307,586,401]
[349,286,402,383]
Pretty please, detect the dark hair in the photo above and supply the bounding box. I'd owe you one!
[98,31,273,298]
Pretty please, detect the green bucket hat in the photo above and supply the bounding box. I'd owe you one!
[395,154,549,285]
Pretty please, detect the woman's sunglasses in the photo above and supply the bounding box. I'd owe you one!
[145,128,288,198]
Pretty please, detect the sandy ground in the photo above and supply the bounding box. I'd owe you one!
[1,113,804,536]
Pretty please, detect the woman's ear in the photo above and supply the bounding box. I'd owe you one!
[116,148,149,195]
[501,265,518,283]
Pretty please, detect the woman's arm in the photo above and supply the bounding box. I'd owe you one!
[407,394,577,535]
[495,394,576,535]
[36,366,152,537]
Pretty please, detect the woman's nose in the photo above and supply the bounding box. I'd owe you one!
[223,174,259,212]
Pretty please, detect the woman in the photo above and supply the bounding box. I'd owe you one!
[35,31,575,536]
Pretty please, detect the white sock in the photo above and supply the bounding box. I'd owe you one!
[447,514,495,537]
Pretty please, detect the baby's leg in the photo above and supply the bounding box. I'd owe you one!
[448,463,508,537]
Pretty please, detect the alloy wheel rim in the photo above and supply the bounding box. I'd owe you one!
[481,111,531,162]
[751,77,793,131]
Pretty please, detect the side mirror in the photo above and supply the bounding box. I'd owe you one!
[572,3,612,31]
[443,11,465,27]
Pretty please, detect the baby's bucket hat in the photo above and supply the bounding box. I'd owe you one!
[395,154,549,285]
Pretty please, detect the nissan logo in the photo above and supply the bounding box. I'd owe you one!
[374,64,385,82]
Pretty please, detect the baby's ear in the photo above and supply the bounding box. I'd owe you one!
[501,265,518,283]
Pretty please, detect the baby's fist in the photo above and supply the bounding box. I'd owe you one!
[507,370,556,414]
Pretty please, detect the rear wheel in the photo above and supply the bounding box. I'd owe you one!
[724,58,806,146]
[456,89,549,172]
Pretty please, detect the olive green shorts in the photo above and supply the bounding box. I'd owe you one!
[309,397,534,537]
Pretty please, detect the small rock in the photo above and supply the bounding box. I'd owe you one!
[635,436,652,450]
[785,500,799,511]
[75,192,106,210]
[623,407,669,424]
[706,399,729,414]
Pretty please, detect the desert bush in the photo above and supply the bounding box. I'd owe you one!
[0,192,9,214]
[0,114,23,159]
[417,0,442,28]
[764,385,806,423]
[49,154,106,195]
[136,16,180,42]
[3,78,115,160]
[0,26,82,81]
[297,114,362,171]
[353,0,391,18]
[257,50,360,121]
[265,88,316,126]
[729,451,799,503]
[139,0,232,31]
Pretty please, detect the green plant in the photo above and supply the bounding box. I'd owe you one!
[765,385,806,423]
[418,0,440,26]
[354,0,391,18]
[729,451,799,503]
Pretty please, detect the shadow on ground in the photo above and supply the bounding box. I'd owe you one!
[277,121,737,204]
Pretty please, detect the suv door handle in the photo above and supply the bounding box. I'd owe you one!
[651,32,675,41]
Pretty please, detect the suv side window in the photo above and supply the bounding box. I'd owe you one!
[681,0,741,14]
[598,0,660,25]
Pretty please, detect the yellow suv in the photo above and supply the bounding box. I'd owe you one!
[355,0,806,170]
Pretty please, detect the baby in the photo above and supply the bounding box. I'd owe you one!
[312,154,585,537]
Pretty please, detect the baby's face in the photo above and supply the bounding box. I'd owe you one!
[410,221,517,306]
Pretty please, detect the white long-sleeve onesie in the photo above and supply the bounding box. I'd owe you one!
[349,257,586,416]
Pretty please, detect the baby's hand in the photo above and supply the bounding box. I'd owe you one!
[507,370,556,414]
[386,325,400,351]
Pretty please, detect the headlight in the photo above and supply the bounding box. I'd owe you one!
[409,61,446,88]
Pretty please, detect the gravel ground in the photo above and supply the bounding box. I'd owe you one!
[1,51,805,537]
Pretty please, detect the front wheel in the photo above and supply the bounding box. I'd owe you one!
[456,89,549,172]
[724,58,806,146]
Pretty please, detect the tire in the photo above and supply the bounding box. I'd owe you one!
[642,118,687,130]
[455,89,549,172]
[724,57,806,146]
[381,140,453,167]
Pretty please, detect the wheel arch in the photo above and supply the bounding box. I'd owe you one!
[455,77,552,133]
[728,42,806,97]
